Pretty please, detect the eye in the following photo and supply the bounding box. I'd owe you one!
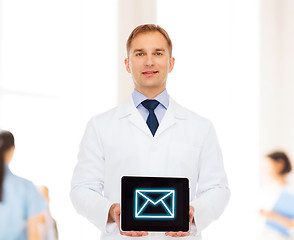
[136,53,144,56]
[155,52,163,56]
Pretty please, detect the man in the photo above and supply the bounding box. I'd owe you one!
[71,24,230,239]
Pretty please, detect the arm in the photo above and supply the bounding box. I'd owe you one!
[260,209,294,228]
[190,122,230,233]
[70,117,113,231]
[108,204,148,237]
[27,214,43,240]
[160,122,229,237]
[72,118,148,237]
[25,181,47,240]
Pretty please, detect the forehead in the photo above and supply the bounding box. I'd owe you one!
[129,31,169,51]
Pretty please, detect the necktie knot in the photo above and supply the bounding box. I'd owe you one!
[141,99,160,111]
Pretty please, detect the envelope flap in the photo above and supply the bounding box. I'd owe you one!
[138,190,174,205]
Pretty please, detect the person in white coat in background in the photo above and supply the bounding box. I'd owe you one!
[70,24,230,240]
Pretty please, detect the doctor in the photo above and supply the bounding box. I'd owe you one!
[71,24,230,239]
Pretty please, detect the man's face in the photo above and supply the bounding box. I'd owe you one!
[125,31,175,94]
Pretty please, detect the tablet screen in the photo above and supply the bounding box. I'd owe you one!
[121,176,189,232]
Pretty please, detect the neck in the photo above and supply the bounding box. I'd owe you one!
[135,87,166,99]
[274,174,287,185]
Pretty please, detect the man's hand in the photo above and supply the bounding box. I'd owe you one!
[108,203,148,237]
[165,206,195,237]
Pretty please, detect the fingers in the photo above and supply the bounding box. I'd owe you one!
[120,230,148,237]
[114,205,121,218]
[188,205,195,232]
[113,205,122,234]
[165,206,195,237]
[165,231,190,237]
[259,209,266,215]
[189,206,195,218]
[114,204,148,237]
[117,206,195,237]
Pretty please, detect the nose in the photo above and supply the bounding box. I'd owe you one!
[144,54,154,67]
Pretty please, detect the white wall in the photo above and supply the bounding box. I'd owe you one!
[260,0,294,161]
[0,1,117,239]
[157,1,260,239]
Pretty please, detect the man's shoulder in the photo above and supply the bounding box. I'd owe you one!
[170,98,211,124]
[89,106,120,126]
[89,96,132,124]
[92,106,119,119]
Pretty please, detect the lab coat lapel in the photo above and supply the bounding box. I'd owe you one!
[118,96,187,138]
[118,96,151,136]
[128,111,151,136]
[154,97,186,139]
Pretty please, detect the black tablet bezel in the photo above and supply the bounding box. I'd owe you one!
[121,176,189,232]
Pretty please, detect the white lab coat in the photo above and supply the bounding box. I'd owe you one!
[70,96,230,240]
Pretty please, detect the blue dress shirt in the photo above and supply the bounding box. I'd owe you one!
[0,165,47,240]
[132,89,169,124]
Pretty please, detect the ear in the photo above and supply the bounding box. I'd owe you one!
[124,58,131,73]
[168,57,175,73]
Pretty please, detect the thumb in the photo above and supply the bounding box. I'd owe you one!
[189,206,195,219]
[114,205,121,223]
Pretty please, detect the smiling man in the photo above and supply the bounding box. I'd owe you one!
[125,30,174,99]
[71,24,230,240]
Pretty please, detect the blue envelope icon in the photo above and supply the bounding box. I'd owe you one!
[135,189,175,219]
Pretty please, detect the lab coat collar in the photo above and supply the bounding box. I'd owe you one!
[118,96,186,138]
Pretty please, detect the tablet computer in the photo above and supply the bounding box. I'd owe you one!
[121,176,189,232]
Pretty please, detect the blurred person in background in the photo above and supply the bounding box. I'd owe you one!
[0,130,47,240]
[38,185,58,240]
[260,151,294,239]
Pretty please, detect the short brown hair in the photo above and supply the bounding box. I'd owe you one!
[267,151,292,175]
[126,24,173,56]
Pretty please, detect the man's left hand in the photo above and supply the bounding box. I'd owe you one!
[165,206,195,237]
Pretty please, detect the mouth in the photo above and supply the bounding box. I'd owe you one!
[142,71,159,77]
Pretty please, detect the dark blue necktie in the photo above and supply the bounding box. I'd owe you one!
[141,99,160,136]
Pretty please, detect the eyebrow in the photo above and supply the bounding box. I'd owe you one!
[133,48,166,53]
[133,49,143,53]
[155,48,166,52]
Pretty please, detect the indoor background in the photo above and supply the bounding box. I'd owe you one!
[0,0,293,239]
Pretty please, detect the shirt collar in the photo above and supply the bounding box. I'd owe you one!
[5,164,11,175]
[132,89,169,109]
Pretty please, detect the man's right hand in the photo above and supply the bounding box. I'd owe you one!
[108,203,148,237]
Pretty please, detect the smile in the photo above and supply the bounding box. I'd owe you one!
[142,71,159,76]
